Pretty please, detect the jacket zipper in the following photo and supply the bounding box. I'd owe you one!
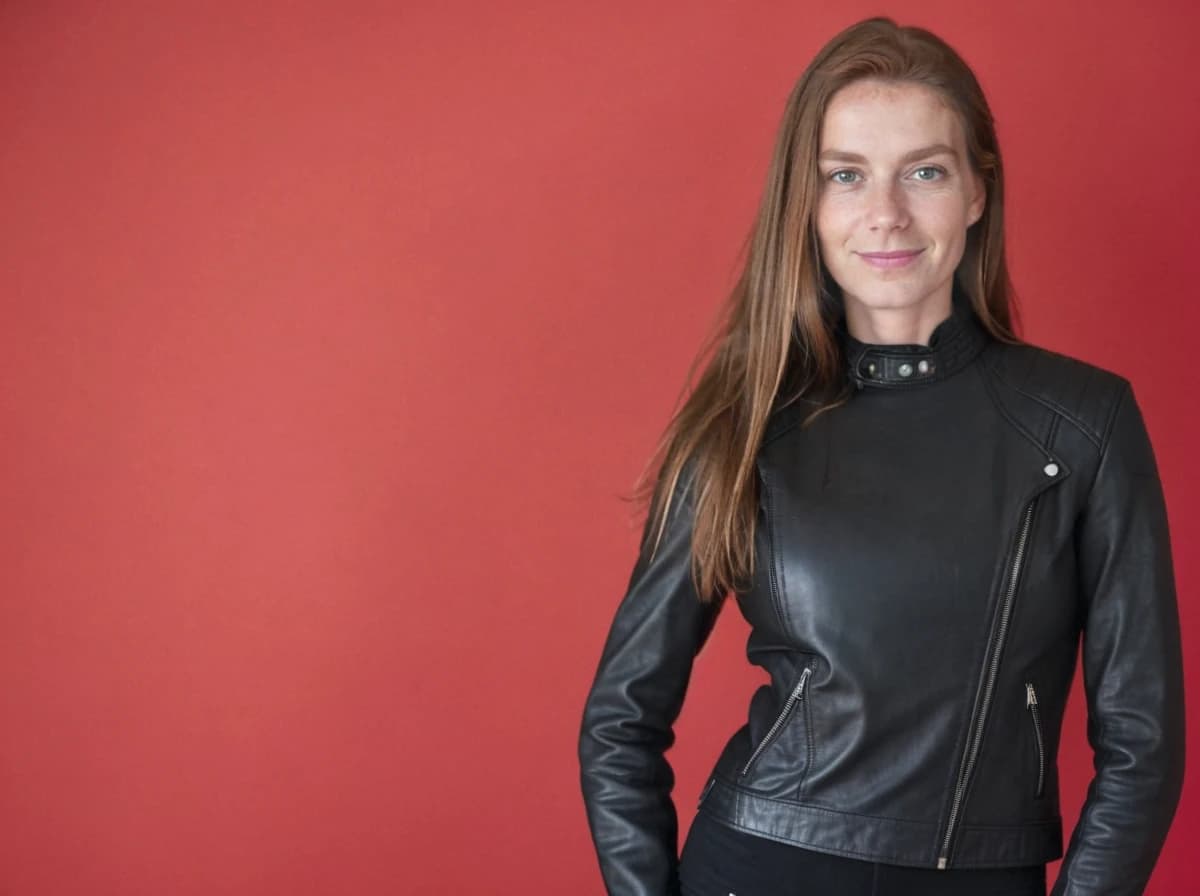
[1026,682,1045,798]
[936,498,1037,869]
[740,665,812,778]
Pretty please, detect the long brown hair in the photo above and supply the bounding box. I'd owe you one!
[629,16,1027,603]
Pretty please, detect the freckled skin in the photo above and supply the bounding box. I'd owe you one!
[815,79,986,346]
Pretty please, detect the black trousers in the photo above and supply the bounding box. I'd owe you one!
[679,809,1047,896]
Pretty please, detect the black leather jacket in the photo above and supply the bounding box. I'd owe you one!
[578,286,1185,896]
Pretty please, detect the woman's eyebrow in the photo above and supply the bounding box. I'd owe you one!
[818,143,959,164]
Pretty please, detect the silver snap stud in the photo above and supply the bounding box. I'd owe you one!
[917,359,930,374]
[1043,462,1059,477]
[898,363,913,377]
[866,361,877,375]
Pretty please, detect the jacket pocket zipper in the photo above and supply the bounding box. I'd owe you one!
[1026,682,1045,798]
[740,665,812,778]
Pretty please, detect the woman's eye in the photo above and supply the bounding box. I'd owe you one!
[826,166,945,185]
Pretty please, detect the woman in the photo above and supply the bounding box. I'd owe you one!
[578,16,1185,896]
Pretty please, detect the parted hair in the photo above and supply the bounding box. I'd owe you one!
[629,16,1026,604]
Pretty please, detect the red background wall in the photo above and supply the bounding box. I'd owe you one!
[2,2,1197,893]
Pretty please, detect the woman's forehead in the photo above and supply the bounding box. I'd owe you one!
[820,82,964,155]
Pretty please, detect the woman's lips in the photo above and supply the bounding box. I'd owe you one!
[859,249,923,269]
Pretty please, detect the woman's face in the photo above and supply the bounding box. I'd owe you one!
[814,78,985,331]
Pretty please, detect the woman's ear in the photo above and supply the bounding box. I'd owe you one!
[968,171,986,227]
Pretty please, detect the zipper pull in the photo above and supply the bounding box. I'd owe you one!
[1026,683,1037,707]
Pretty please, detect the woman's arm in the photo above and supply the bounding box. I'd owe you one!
[1051,382,1186,896]
[578,462,726,896]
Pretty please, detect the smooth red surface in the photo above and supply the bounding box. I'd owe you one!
[2,3,1197,893]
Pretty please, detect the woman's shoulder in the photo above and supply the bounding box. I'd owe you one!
[980,338,1132,447]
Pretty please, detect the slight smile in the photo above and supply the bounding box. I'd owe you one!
[858,249,924,270]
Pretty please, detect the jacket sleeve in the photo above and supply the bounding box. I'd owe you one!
[1051,382,1186,896]
[578,462,726,896]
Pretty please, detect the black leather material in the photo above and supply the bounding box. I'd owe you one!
[579,283,1186,896]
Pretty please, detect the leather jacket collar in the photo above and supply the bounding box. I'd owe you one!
[837,280,991,389]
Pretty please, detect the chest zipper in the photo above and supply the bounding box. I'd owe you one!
[740,665,812,778]
[936,497,1037,869]
[1026,683,1045,798]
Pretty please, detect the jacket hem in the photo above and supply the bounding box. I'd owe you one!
[701,777,1063,869]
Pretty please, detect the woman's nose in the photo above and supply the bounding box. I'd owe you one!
[866,181,909,230]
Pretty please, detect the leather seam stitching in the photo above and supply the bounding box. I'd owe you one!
[1009,385,1103,449]
[714,778,935,826]
[1078,381,1130,510]
[981,346,1109,449]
